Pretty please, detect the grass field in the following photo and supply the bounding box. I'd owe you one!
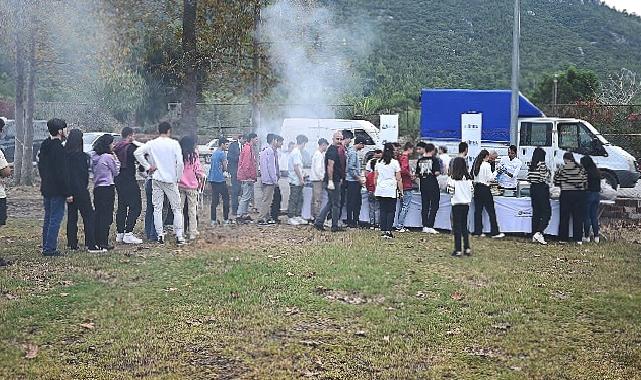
[1,218,641,379]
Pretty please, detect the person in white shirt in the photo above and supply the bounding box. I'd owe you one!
[310,138,329,221]
[447,157,474,257]
[287,135,309,225]
[471,150,504,238]
[497,145,522,190]
[374,143,403,239]
[438,146,451,175]
[134,122,186,245]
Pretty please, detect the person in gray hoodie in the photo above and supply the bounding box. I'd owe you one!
[91,134,120,251]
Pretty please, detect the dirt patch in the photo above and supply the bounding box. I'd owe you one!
[315,286,385,305]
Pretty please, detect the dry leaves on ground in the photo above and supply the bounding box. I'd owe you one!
[24,343,39,359]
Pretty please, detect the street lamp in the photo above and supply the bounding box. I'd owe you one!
[553,73,559,105]
[509,0,520,145]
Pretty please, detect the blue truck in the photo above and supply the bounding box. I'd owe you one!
[420,89,640,189]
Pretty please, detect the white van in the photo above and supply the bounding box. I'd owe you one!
[279,118,383,163]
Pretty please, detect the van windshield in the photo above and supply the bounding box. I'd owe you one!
[354,129,374,145]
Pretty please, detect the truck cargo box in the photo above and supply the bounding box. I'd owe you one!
[420,89,544,142]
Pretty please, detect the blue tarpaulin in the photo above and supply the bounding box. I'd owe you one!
[420,89,544,142]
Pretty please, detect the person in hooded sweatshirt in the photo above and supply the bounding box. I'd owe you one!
[64,129,103,253]
[113,127,143,245]
[91,134,120,251]
[38,118,71,256]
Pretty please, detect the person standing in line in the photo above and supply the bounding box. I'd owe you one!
[345,136,366,228]
[416,143,442,234]
[287,134,309,225]
[527,147,551,245]
[208,138,231,226]
[134,122,186,245]
[395,142,415,232]
[438,146,451,176]
[374,143,403,239]
[91,134,120,251]
[38,118,71,256]
[227,134,245,217]
[447,157,474,257]
[497,145,522,190]
[450,142,469,173]
[314,131,345,232]
[270,135,285,223]
[581,155,602,243]
[365,158,378,229]
[338,129,353,221]
[310,138,329,222]
[64,129,102,253]
[178,136,204,240]
[236,132,258,223]
[258,134,279,225]
[0,118,10,228]
[555,152,588,244]
[113,127,143,245]
[471,150,505,238]
[142,154,157,242]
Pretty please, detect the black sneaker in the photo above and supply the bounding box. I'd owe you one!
[42,250,62,257]
[157,235,165,244]
[451,251,462,257]
[257,219,268,226]
[101,245,115,251]
[88,246,107,253]
[464,249,472,256]
[314,224,326,231]
[176,238,186,246]
[267,219,277,225]
[331,227,345,233]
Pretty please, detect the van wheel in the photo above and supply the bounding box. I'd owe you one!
[602,171,619,190]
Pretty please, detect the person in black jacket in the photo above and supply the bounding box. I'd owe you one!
[38,118,71,256]
[113,127,142,244]
[64,129,103,253]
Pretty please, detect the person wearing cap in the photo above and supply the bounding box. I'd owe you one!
[345,136,366,228]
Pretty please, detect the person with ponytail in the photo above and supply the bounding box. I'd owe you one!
[471,150,504,238]
[528,147,552,245]
[374,143,403,239]
[91,134,120,250]
[178,135,204,240]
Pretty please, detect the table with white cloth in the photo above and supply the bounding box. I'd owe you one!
[300,187,571,235]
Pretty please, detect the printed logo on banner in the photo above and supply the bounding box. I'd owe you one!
[517,209,533,217]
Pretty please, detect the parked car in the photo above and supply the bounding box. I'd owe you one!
[0,119,48,164]
[83,132,122,153]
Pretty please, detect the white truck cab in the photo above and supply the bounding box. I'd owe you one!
[517,117,640,189]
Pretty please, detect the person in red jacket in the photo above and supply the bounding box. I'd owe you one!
[236,133,259,222]
[395,142,415,232]
[365,157,378,228]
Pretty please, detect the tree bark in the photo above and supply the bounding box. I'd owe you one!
[13,27,25,185]
[21,31,37,186]
[251,2,261,132]
[181,0,198,137]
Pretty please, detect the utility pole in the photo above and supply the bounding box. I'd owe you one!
[509,0,520,145]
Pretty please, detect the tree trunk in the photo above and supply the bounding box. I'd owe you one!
[13,28,25,186]
[251,2,261,132]
[21,31,37,186]
[181,0,198,137]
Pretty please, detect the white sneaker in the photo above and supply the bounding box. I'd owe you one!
[533,232,547,245]
[123,233,143,245]
[210,220,218,227]
[594,236,600,244]
[429,228,439,234]
[582,237,591,243]
[288,218,301,226]
[577,241,583,246]
[324,220,332,228]
[295,217,308,225]
[422,227,430,233]
[422,227,438,234]
[116,233,124,243]
[492,233,506,239]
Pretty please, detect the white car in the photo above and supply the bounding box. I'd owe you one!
[83,132,122,153]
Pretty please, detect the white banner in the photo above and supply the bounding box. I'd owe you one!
[379,114,399,144]
[461,113,482,167]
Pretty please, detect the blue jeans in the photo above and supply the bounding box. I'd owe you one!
[395,190,413,228]
[584,191,600,238]
[42,196,66,253]
[144,179,157,241]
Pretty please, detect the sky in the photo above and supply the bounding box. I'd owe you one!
[602,0,641,16]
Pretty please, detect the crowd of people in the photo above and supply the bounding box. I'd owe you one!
[0,118,604,257]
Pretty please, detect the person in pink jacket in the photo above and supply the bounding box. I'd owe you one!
[178,136,205,240]
[236,133,258,222]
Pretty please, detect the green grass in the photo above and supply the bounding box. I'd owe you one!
[1,219,641,379]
